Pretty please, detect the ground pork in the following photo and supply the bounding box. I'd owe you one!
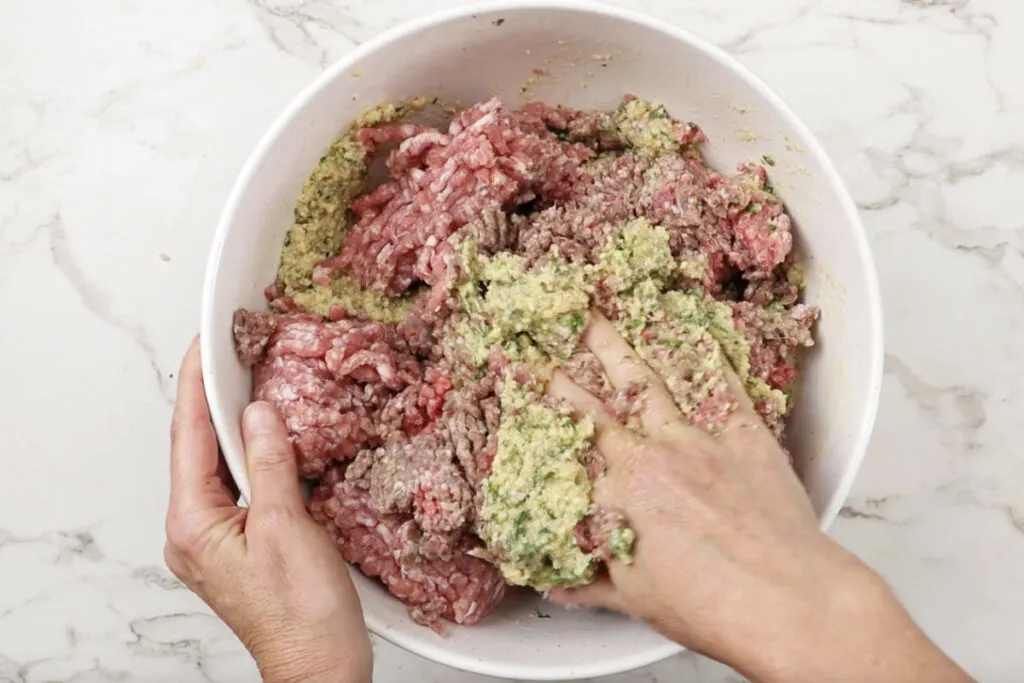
[292,369,504,627]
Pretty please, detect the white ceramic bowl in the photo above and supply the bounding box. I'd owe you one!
[201,2,883,679]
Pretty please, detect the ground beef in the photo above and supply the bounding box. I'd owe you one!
[232,309,276,367]
[237,313,435,478]
[437,379,500,489]
[731,302,819,392]
[290,368,503,628]
[574,507,630,560]
[316,96,594,295]
[515,150,793,300]
[309,467,506,631]
[744,274,798,308]
[562,350,645,425]
[517,153,643,267]
[251,355,374,477]
[377,367,453,438]
[523,101,624,151]
[354,431,474,534]
[465,205,521,256]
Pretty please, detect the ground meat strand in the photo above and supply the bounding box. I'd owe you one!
[731,302,820,392]
[465,205,521,256]
[438,378,500,489]
[309,468,506,631]
[561,350,645,425]
[574,507,631,561]
[352,431,474,534]
[318,96,593,294]
[232,309,276,367]
[241,312,427,477]
[357,123,438,157]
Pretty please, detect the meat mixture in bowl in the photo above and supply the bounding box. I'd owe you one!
[231,94,820,631]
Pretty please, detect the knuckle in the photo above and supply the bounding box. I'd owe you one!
[169,411,185,445]
[248,450,290,475]
[163,543,186,580]
[170,409,203,446]
[247,437,293,473]
[165,513,201,555]
[254,502,296,531]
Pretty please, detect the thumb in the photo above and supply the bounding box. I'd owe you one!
[547,577,625,614]
[241,401,304,513]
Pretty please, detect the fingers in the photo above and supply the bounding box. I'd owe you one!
[716,361,779,454]
[581,312,682,432]
[241,401,305,515]
[721,360,760,419]
[547,576,626,614]
[549,371,617,428]
[170,337,238,511]
[548,371,637,468]
[217,455,241,504]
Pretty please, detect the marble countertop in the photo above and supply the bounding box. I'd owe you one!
[2,0,1022,681]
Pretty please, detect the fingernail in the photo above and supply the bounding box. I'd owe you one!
[243,401,280,435]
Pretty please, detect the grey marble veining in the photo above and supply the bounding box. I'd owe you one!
[2,0,1022,681]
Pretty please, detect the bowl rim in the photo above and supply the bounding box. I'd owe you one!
[200,0,884,678]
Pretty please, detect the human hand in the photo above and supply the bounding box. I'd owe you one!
[547,313,971,683]
[165,338,373,683]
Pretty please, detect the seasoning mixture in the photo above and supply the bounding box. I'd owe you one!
[232,94,819,631]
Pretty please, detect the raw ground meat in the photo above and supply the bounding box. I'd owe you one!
[246,324,504,627]
[232,93,819,629]
[316,96,594,295]
[518,151,793,299]
[357,431,474,534]
[238,311,450,478]
[377,367,453,439]
[731,302,820,393]
[232,309,276,367]
[562,350,645,425]
[309,466,507,630]
[575,507,630,560]
[436,378,500,490]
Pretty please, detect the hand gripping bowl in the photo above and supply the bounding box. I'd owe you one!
[200,2,883,679]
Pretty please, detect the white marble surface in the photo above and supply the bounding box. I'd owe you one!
[2,0,1022,681]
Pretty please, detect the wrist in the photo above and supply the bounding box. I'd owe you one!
[258,653,372,683]
[735,550,969,683]
[738,558,892,683]
[253,634,373,683]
